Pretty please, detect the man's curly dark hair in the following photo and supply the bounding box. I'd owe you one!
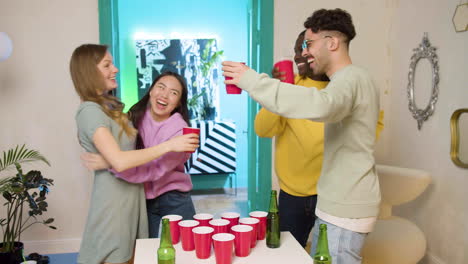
[304,8,356,44]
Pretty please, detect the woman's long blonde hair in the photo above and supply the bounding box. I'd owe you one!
[70,44,136,138]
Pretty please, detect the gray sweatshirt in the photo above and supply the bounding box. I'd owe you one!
[239,64,381,218]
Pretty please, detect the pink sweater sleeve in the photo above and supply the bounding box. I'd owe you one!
[113,112,190,184]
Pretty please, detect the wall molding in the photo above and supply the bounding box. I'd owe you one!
[23,238,81,254]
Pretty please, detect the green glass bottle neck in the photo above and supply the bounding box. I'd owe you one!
[315,225,330,257]
[160,219,173,248]
[268,192,278,213]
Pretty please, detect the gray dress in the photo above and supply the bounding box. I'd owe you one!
[75,102,148,264]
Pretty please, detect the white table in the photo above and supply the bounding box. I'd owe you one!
[135,231,313,264]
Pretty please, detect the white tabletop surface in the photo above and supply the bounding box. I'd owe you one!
[135,231,314,264]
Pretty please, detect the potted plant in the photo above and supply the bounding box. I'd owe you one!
[0,145,55,264]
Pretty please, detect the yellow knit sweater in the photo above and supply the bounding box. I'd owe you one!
[254,75,328,196]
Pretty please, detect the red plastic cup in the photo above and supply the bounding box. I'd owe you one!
[192,226,214,259]
[193,213,213,227]
[239,217,260,248]
[274,59,294,84]
[178,219,199,251]
[249,211,267,240]
[182,127,200,153]
[221,212,240,233]
[162,214,182,244]
[209,219,230,235]
[212,233,235,264]
[225,62,245,94]
[231,224,253,257]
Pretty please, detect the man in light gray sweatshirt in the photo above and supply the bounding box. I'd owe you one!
[222,8,380,264]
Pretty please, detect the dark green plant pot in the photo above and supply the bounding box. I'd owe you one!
[0,242,24,264]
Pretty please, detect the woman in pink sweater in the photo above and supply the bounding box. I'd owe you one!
[83,71,196,238]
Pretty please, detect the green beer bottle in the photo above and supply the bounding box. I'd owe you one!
[158,218,175,264]
[266,190,280,248]
[313,224,332,264]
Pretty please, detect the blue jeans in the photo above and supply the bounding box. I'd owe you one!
[278,189,317,247]
[310,218,367,264]
[146,190,196,238]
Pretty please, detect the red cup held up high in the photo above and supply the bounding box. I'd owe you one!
[225,62,246,94]
[274,59,294,84]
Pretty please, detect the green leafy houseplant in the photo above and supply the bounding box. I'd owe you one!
[0,145,55,254]
[188,39,224,121]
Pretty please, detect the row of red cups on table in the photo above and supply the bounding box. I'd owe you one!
[162,211,268,263]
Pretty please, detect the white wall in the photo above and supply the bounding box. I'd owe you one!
[274,0,468,263]
[0,0,99,253]
[387,1,468,263]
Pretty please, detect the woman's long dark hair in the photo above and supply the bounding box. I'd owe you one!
[129,71,190,149]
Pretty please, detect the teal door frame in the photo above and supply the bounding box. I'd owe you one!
[98,0,121,98]
[97,0,273,211]
[246,0,273,211]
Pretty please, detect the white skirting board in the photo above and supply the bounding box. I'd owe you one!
[22,238,81,255]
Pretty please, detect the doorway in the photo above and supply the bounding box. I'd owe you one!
[98,0,273,212]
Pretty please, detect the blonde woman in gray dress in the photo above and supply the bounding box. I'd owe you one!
[70,44,199,264]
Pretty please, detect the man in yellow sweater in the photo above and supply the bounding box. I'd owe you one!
[254,30,329,248]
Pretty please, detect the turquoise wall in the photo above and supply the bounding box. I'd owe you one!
[117,0,249,188]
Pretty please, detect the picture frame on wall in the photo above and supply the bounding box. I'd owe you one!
[135,38,223,122]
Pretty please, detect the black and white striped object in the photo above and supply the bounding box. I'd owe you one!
[185,121,236,174]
